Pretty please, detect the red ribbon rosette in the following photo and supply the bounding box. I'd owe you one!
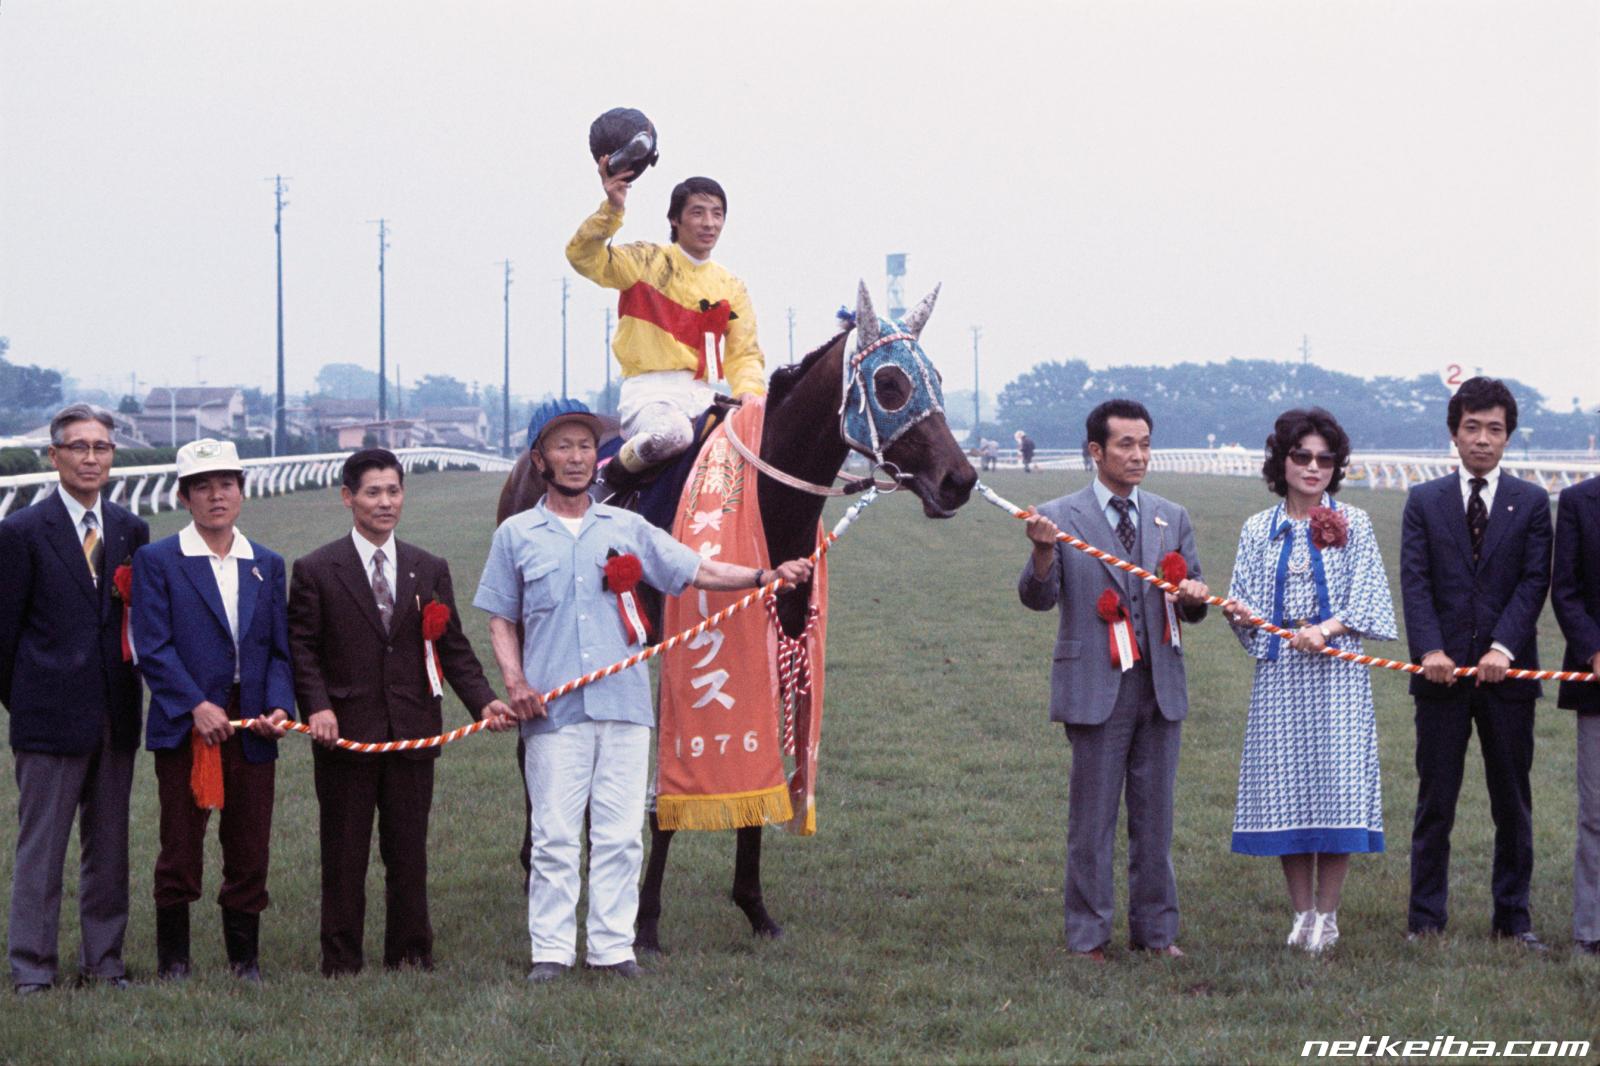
[604,552,652,645]
[1096,588,1141,669]
[111,562,135,661]
[1309,506,1348,550]
[1158,551,1187,648]
[421,598,450,697]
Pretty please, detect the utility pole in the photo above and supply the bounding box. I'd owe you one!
[501,259,513,457]
[394,363,402,418]
[1300,334,1311,365]
[370,219,391,420]
[787,306,796,364]
[269,175,289,456]
[603,307,613,412]
[560,277,570,400]
[971,326,982,444]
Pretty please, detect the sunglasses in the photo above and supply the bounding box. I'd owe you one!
[1287,448,1338,468]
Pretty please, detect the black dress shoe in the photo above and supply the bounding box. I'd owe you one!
[1575,940,1600,955]
[14,983,50,996]
[1494,930,1550,953]
[525,962,568,984]
[587,959,644,978]
[1404,927,1443,942]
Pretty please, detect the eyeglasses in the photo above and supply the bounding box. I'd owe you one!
[1287,448,1338,468]
[58,442,117,457]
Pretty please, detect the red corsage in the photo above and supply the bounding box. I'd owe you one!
[605,551,652,645]
[421,598,450,697]
[111,561,134,661]
[1309,506,1348,550]
[1096,588,1141,669]
[1160,551,1187,588]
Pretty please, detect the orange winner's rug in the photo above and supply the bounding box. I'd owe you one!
[656,399,829,834]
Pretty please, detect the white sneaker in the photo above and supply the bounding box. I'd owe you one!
[1309,910,1339,953]
[1287,910,1317,948]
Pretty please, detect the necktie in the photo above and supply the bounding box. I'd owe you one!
[1109,497,1136,555]
[81,511,102,585]
[371,548,394,632]
[1466,477,1488,561]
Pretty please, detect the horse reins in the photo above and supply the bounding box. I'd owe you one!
[720,413,904,498]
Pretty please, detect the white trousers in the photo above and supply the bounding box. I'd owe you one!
[522,719,651,967]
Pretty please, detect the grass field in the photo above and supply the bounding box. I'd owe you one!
[2,468,1597,1064]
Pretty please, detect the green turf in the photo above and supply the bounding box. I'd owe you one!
[1,469,1596,1064]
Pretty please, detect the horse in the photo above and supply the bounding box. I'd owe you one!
[495,281,976,953]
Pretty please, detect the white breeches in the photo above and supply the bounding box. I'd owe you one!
[617,371,715,465]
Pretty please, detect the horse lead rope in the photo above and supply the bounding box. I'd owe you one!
[976,481,1599,685]
[229,489,882,752]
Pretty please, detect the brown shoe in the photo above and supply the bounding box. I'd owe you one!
[1070,947,1108,963]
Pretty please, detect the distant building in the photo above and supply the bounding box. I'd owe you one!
[10,410,151,452]
[137,387,246,446]
[334,419,431,451]
[420,406,490,448]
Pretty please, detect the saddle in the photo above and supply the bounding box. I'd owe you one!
[597,396,740,534]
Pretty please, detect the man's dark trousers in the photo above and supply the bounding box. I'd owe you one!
[1409,688,1536,934]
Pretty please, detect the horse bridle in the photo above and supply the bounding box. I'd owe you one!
[719,326,945,498]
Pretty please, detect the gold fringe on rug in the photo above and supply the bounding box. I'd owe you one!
[656,786,793,831]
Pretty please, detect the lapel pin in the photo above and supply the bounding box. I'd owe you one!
[251,566,263,581]
[1153,516,1169,528]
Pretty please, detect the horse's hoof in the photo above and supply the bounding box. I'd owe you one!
[634,925,663,956]
[753,921,784,941]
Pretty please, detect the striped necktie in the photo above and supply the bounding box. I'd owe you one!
[82,511,102,585]
[371,548,394,633]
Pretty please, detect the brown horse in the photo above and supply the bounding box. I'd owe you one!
[496,283,976,953]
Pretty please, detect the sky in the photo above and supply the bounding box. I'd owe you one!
[2,0,1596,414]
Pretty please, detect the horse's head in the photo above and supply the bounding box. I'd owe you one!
[842,282,976,518]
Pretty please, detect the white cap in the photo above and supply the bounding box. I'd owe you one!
[175,438,244,479]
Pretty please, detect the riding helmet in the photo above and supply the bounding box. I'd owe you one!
[589,107,659,179]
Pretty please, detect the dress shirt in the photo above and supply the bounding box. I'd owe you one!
[350,527,396,581]
[1091,478,1141,535]
[1458,464,1502,512]
[56,484,104,546]
[179,522,255,681]
[474,499,702,735]
[1450,465,1515,663]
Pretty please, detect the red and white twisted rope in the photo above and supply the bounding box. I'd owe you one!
[231,489,882,752]
[978,482,1599,685]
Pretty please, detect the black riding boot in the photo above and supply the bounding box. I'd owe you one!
[155,904,191,980]
[221,908,262,983]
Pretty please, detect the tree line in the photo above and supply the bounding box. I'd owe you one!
[995,359,1600,451]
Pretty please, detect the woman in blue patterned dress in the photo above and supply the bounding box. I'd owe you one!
[1221,407,1397,953]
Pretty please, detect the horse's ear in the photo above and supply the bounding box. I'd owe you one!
[855,281,880,349]
[902,283,941,340]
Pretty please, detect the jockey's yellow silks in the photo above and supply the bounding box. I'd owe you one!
[565,201,767,398]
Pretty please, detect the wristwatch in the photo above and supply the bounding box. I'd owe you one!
[753,568,765,588]
[1318,622,1334,640]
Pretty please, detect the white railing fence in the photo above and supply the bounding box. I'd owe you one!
[981,448,1599,493]
[0,448,515,519]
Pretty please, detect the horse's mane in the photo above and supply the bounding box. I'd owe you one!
[766,329,849,411]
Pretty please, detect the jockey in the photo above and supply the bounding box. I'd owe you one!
[566,157,766,483]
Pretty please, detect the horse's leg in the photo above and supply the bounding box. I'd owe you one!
[731,826,783,938]
[635,813,672,955]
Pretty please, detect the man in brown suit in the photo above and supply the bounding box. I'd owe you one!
[288,449,513,976]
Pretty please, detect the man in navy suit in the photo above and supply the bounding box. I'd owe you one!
[0,405,149,995]
[132,439,295,982]
[1400,377,1552,949]
[1551,471,1600,953]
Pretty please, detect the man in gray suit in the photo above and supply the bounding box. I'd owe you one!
[1018,399,1210,961]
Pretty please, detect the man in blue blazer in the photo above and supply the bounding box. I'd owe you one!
[1551,472,1600,953]
[0,405,148,995]
[132,439,294,982]
[1400,377,1552,950]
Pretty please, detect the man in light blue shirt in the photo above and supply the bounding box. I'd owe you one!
[476,399,812,983]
